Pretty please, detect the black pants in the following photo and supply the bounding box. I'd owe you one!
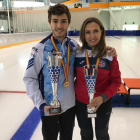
[76,99,112,140]
[41,106,75,140]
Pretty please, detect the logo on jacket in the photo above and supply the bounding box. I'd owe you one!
[31,47,38,57]
[79,60,85,64]
[98,60,106,68]
[51,49,56,54]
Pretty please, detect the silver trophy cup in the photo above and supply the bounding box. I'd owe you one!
[47,52,62,114]
[83,66,97,118]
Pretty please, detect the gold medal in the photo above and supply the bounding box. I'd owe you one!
[63,81,70,87]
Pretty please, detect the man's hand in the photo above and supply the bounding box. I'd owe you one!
[107,46,117,57]
[87,96,103,113]
[44,105,61,116]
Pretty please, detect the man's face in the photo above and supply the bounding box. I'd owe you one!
[49,13,70,42]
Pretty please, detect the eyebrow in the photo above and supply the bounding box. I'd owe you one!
[52,19,68,21]
[85,29,99,31]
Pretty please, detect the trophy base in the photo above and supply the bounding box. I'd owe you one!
[87,113,97,118]
[49,107,61,114]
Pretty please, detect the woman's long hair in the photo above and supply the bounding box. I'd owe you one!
[78,17,107,58]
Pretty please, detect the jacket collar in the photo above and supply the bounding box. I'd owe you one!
[50,33,69,45]
[84,45,92,50]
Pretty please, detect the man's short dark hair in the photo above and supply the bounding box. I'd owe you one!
[48,4,71,23]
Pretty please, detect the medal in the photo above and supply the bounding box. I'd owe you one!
[63,81,70,87]
[50,36,70,87]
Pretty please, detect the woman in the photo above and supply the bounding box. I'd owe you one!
[74,17,121,140]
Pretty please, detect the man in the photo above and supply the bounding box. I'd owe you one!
[23,4,116,140]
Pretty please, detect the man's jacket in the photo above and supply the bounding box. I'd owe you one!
[23,34,78,116]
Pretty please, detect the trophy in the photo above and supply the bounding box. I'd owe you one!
[47,52,62,114]
[83,65,97,118]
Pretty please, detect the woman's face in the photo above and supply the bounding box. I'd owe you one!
[85,22,102,48]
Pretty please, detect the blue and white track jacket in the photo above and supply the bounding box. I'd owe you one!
[23,33,78,116]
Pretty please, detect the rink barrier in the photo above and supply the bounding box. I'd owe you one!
[105,30,140,36]
[68,30,140,36]
[0,39,42,49]
[0,31,51,49]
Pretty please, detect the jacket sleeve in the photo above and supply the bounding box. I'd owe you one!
[104,57,121,100]
[23,46,47,110]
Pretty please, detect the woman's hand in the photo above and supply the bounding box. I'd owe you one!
[87,96,103,113]
[107,46,117,57]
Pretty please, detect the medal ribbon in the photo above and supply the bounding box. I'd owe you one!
[85,49,100,70]
[50,36,70,83]
[85,49,90,69]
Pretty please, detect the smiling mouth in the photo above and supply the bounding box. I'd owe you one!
[89,40,96,42]
[56,30,63,33]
